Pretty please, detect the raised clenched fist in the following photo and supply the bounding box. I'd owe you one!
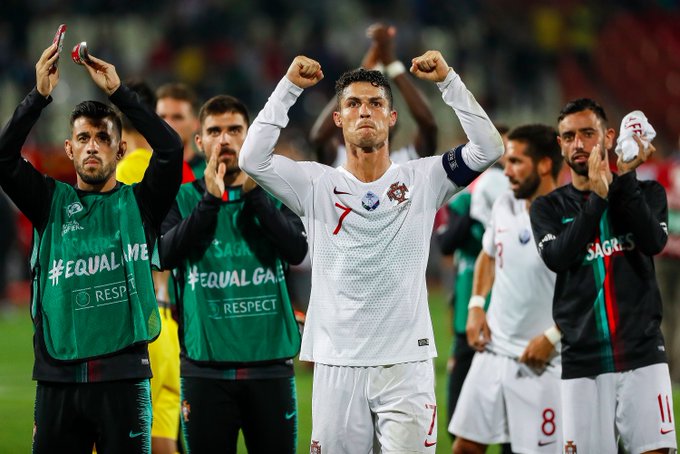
[286,56,324,89]
[410,50,451,83]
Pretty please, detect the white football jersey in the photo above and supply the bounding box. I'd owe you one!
[483,191,558,359]
[296,159,456,365]
[470,167,509,228]
[240,72,504,366]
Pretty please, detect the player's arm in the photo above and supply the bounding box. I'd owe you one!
[80,54,183,230]
[372,24,437,157]
[411,50,503,192]
[530,194,607,273]
[158,195,219,270]
[389,72,437,157]
[308,98,341,165]
[239,55,326,216]
[466,249,494,351]
[0,44,58,227]
[608,168,668,255]
[609,135,668,255]
[242,184,308,265]
[159,153,225,269]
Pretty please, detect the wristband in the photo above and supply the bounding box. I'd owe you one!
[385,60,406,79]
[544,326,561,346]
[468,295,485,310]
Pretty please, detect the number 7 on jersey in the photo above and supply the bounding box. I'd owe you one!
[333,203,352,235]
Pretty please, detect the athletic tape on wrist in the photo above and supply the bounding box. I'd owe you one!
[468,295,485,310]
[385,60,406,79]
[544,326,561,345]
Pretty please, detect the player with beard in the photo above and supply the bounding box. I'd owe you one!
[159,95,307,453]
[239,51,503,453]
[0,43,182,452]
[450,124,563,454]
[530,99,676,453]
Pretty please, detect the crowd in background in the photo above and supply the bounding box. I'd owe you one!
[2,0,680,380]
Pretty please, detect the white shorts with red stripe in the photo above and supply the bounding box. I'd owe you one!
[449,351,562,453]
[310,360,437,453]
[562,362,677,454]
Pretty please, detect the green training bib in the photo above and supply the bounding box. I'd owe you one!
[31,182,160,361]
[175,183,300,363]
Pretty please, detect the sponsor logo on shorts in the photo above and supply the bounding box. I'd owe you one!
[129,430,144,438]
[310,440,322,454]
[285,410,296,420]
[182,400,191,423]
[660,427,675,435]
[418,338,429,347]
[538,439,556,446]
[564,440,577,453]
[424,439,436,447]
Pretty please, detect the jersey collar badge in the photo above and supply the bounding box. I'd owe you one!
[361,191,380,211]
[518,228,531,245]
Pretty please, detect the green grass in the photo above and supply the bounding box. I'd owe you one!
[2,289,679,453]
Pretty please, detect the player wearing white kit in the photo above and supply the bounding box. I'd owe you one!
[450,125,563,454]
[239,52,503,453]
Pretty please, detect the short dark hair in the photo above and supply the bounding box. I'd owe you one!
[198,95,250,126]
[335,69,393,109]
[156,82,199,114]
[507,124,563,180]
[120,78,157,132]
[557,98,608,126]
[69,101,122,139]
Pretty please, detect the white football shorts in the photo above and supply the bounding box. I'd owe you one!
[310,360,438,453]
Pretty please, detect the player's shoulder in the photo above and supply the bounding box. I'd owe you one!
[638,178,665,193]
[490,190,517,214]
[474,167,508,197]
[536,184,572,204]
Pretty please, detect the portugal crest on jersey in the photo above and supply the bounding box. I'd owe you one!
[310,440,322,454]
[564,441,577,453]
[361,191,380,211]
[387,181,409,204]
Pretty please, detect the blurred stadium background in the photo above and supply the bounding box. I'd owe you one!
[1,0,680,452]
